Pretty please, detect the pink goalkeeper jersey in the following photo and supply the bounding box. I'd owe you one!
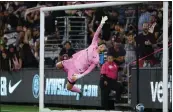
[72,24,103,75]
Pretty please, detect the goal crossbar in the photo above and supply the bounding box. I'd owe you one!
[40,2,142,12]
[39,1,169,112]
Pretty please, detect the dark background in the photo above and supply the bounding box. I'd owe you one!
[131,68,172,109]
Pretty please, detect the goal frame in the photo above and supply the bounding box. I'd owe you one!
[39,2,169,112]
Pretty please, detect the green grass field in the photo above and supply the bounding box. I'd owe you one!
[0,104,96,112]
[1,104,170,112]
[1,105,39,112]
[1,104,78,112]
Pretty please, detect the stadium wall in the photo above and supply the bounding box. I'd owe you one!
[0,69,101,106]
[0,68,172,109]
[131,68,172,109]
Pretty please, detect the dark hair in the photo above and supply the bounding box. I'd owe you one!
[126,32,134,37]
[64,41,71,46]
[107,53,114,57]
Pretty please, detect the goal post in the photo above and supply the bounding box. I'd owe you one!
[162,2,169,112]
[39,1,169,112]
[40,10,45,111]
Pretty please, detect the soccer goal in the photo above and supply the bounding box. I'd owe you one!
[39,2,169,112]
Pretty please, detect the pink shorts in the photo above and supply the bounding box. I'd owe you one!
[62,59,79,84]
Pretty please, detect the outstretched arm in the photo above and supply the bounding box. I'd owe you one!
[91,16,108,45]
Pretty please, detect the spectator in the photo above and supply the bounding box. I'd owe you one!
[157,10,163,28]
[108,42,126,66]
[29,26,39,55]
[148,15,160,40]
[138,6,152,32]
[19,42,38,68]
[105,37,114,49]
[18,30,38,68]
[111,23,126,44]
[26,10,40,27]
[72,2,84,17]
[86,10,96,45]
[58,41,76,61]
[0,49,10,71]
[16,30,25,48]
[108,9,119,25]
[124,33,136,64]
[34,40,39,60]
[65,1,79,16]
[23,25,32,44]
[104,21,118,49]
[32,26,40,40]
[127,23,137,34]
[8,44,22,71]
[5,3,19,29]
[16,24,23,32]
[86,8,103,45]
[0,1,168,71]
[0,44,9,71]
[136,22,156,67]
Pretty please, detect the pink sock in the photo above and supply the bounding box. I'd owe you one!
[70,86,81,93]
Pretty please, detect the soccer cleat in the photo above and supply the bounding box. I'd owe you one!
[76,91,83,100]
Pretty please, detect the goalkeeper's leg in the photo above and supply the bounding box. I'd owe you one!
[66,78,83,99]
[66,81,81,93]
[67,71,81,93]
[66,71,83,99]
